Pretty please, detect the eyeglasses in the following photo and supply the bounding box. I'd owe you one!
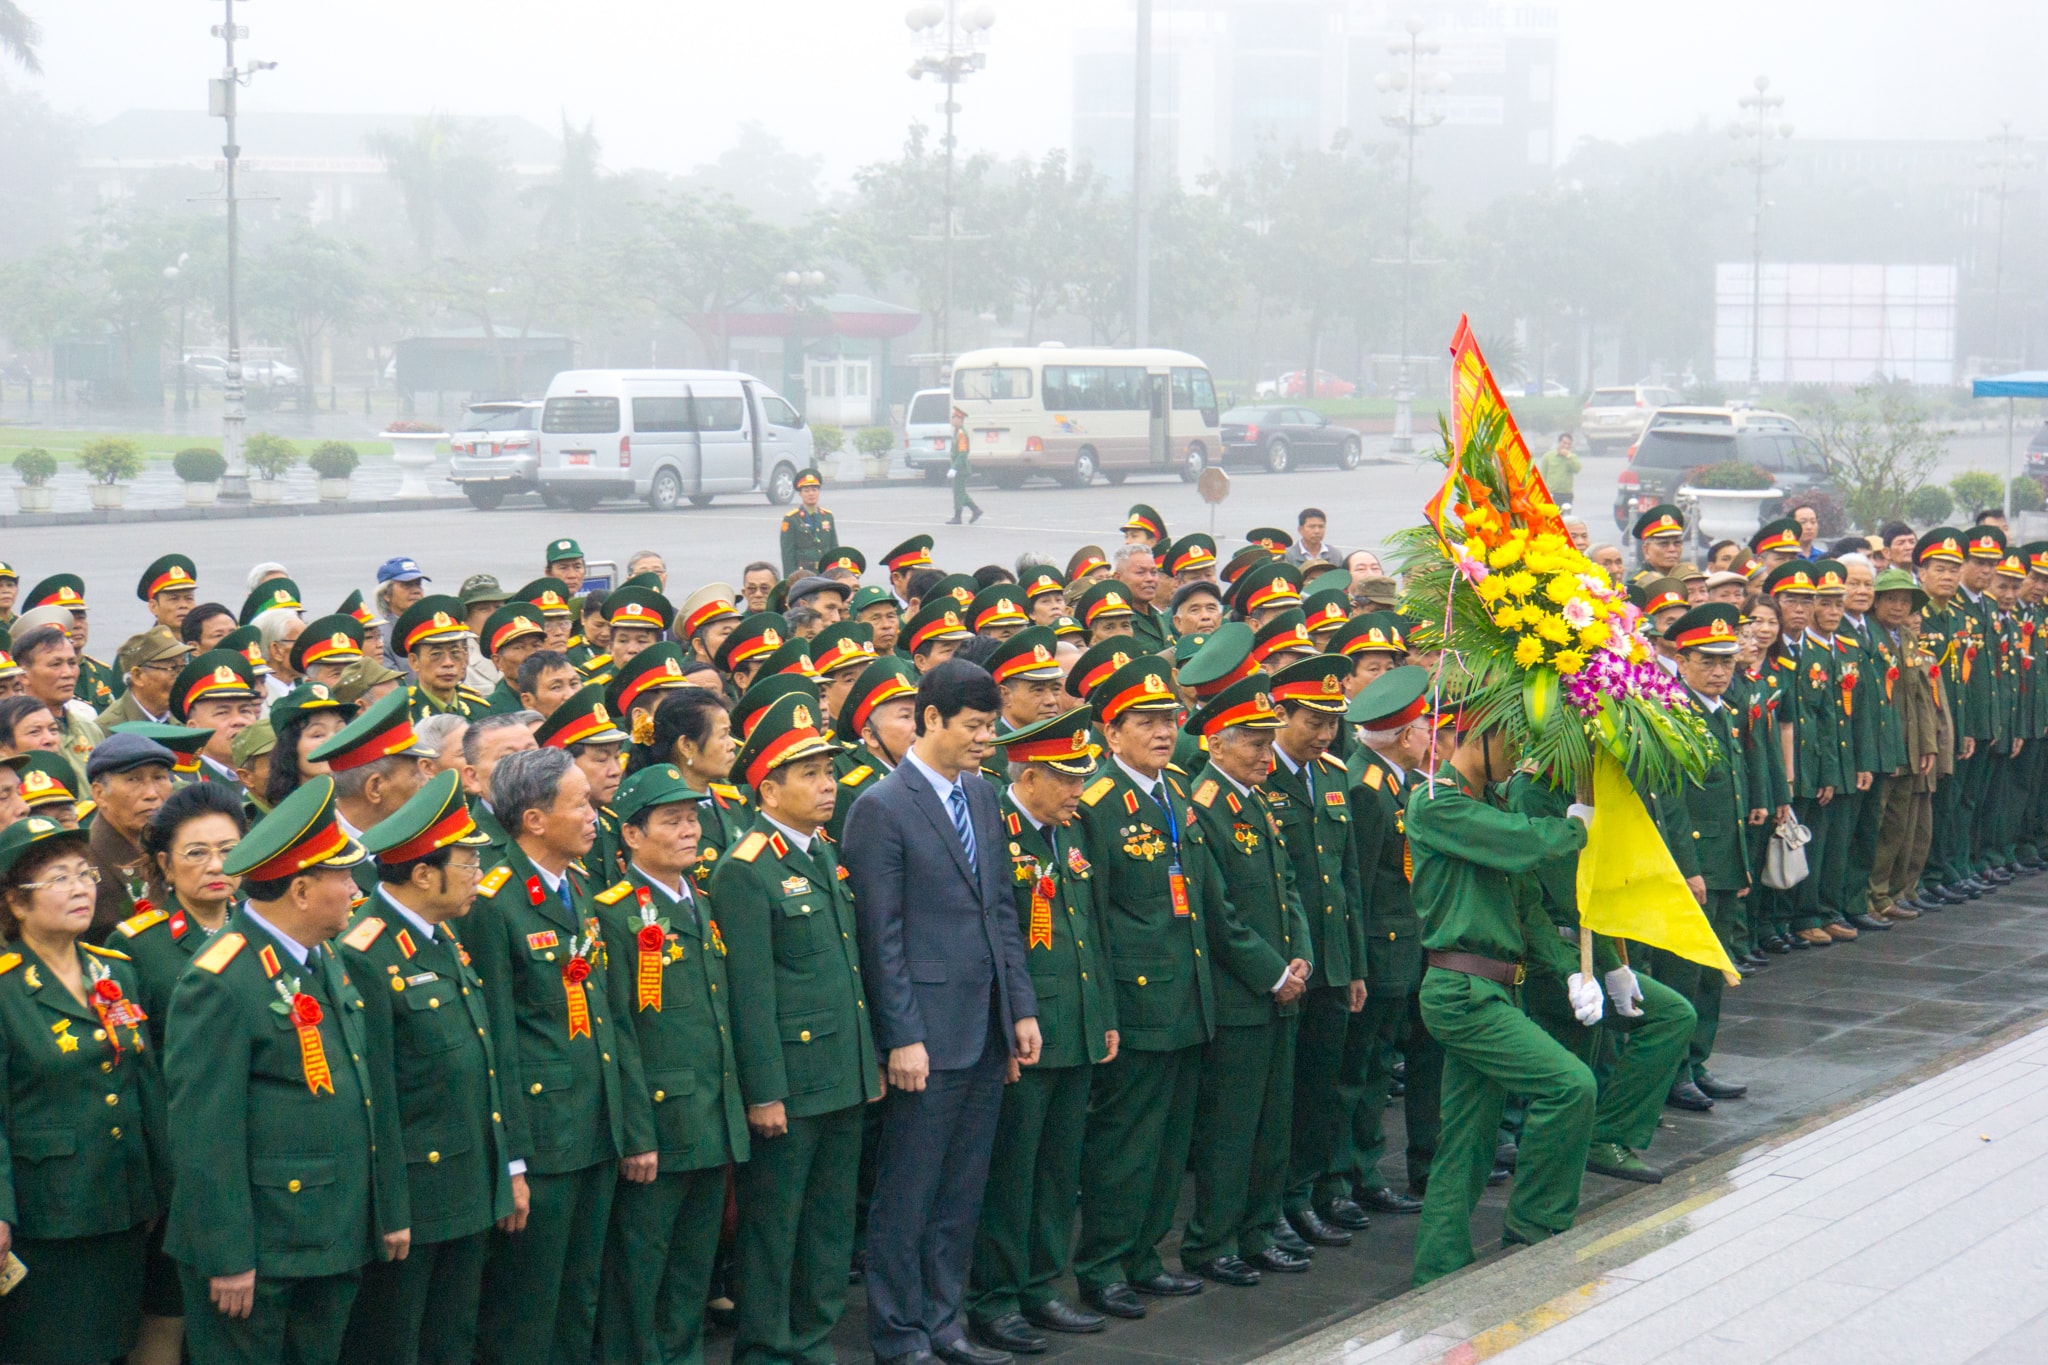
[416,643,469,665]
[446,856,483,878]
[175,841,240,864]
[21,865,101,892]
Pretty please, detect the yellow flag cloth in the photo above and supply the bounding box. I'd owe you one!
[1575,753,1740,985]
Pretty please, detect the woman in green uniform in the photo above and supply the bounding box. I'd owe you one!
[631,688,749,893]
[0,815,168,1365]
[121,782,246,1046]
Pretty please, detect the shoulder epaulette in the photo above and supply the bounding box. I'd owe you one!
[341,917,386,951]
[115,907,169,938]
[840,764,873,786]
[1166,762,1189,776]
[1318,752,1347,771]
[730,831,770,863]
[709,782,745,804]
[458,684,490,701]
[1192,779,1218,808]
[576,656,612,675]
[0,953,18,976]
[595,880,634,905]
[81,942,129,961]
[477,865,512,897]
[1363,765,1384,790]
[1164,774,1188,798]
[1080,776,1115,807]
[1004,810,1021,836]
[192,932,247,974]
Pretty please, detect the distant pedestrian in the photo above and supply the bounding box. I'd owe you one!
[949,407,984,526]
[1536,434,1580,508]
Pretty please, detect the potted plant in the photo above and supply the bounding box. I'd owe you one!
[172,446,227,506]
[1677,461,1780,545]
[855,426,895,481]
[77,436,143,511]
[242,431,299,504]
[308,440,360,501]
[12,447,57,513]
[380,417,447,500]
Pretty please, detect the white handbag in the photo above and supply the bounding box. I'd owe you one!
[1762,818,1811,890]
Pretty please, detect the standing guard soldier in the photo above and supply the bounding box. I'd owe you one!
[337,771,515,1365]
[780,468,840,575]
[1070,656,1221,1320]
[1263,655,1372,1245]
[947,408,985,525]
[713,691,881,1365]
[1180,674,1314,1286]
[967,711,1119,1355]
[593,764,749,1365]
[165,778,410,1364]
[469,746,657,1365]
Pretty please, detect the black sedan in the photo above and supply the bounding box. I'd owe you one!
[1219,406,1363,473]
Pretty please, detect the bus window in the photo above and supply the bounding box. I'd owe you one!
[1105,367,1147,410]
[1170,367,1219,412]
[955,367,1033,401]
[1044,365,1103,410]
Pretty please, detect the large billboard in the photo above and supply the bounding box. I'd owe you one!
[1714,263,1956,386]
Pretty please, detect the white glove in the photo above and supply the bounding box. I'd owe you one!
[1566,972,1605,1027]
[1603,966,1644,1018]
[1566,803,1596,827]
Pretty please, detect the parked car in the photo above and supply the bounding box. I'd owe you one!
[1219,405,1364,473]
[1255,369,1356,400]
[1612,407,1829,534]
[181,355,298,391]
[447,400,544,510]
[1581,383,1683,454]
[902,386,957,484]
[2024,420,2048,483]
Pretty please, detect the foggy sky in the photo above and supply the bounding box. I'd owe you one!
[25,0,2048,180]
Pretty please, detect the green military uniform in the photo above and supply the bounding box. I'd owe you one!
[1071,658,1222,1298]
[593,767,750,1365]
[0,819,165,1365]
[967,713,1118,1333]
[470,795,515,869]
[713,690,881,1365]
[468,835,653,1365]
[336,773,514,1365]
[1952,529,2005,881]
[1673,672,1753,1087]
[691,782,751,894]
[1843,601,1907,923]
[77,652,121,709]
[1914,530,1973,895]
[394,594,492,721]
[826,656,919,844]
[1128,600,1173,654]
[1181,682,1314,1273]
[164,779,407,1364]
[1406,761,1595,1287]
[949,423,982,521]
[112,900,225,1050]
[779,491,840,577]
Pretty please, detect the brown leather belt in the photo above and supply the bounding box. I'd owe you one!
[1427,950,1526,987]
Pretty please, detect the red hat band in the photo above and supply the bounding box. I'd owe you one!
[326,716,418,772]
[147,566,196,598]
[681,599,738,638]
[244,819,351,883]
[851,675,916,735]
[380,804,479,863]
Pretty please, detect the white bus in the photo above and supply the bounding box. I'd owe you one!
[941,345,1220,488]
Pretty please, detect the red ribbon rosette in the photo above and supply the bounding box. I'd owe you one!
[290,993,333,1094]
[635,923,667,1012]
[636,924,665,953]
[562,953,593,1036]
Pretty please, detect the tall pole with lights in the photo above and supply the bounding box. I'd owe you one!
[1377,17,1446,454]
[1132,0,1152,346]
[1731,76,1790,399]
[906,1,994,374]
[207,0,275,498]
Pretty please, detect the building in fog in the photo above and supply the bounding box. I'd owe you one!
[1071,0,1557,216]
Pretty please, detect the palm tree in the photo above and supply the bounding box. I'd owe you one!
[1,1,43,74]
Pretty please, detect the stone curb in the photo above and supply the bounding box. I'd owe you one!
[0,495,474,530]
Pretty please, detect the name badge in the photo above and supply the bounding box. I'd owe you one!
[1169,868,1191,917]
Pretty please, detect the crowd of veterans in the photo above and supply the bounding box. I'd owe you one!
[0,474,2025,1364]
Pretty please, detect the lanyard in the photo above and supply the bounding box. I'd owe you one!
[1145,781,1180,864]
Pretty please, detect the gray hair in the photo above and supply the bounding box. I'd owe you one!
[627,551,666,577]
[464,711,536,765]
[1016,552,1057,577]
[1112,543,1154,570]
[1361,722,1416,747]
[492,746,575,832]
[253,606,302,650]
[1840,552,1874,574]
[9,625,68,667]
[413,712,467,757]
[246,562,288,591]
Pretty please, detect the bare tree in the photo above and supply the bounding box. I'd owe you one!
[1801,383,1948,529]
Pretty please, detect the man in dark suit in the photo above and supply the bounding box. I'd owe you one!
[844,659,1042,1365]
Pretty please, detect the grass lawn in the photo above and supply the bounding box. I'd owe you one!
[0,428,399,465]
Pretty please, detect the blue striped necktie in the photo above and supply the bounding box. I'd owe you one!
[948,785,978,875]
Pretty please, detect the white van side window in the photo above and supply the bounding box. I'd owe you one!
[696,397,746,432]
[543,396,620,433]
[762,396,801,428]
[632,396,693,433]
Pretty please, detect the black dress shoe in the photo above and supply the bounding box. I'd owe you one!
[934,1337,1013,1365]
[1316,1195,1370,1230]
[1666,1080,1715,1112]
[1695,1070,1748,1100]
[973,1314,1046,1355]
[1984,867,2013,884]
[1022,1299,1105,1334]
[1358,1185,1425,1214]
[1080,1283,1145,1319]
[1131,1270,1203,1297]
[1248,1245,1311,1273]
[1846,912,1892,931]
[1268,1218,1313,1256]
[1189,1255,1260,1287]
[1286,1206,1352,1247]
[1787,933,1812,949]
[1764,934,1794,954]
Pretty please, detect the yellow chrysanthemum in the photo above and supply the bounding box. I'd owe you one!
[1488,540,1523,569]
[1475,575,1508,604]
[1578,623,1611,651]
[1505,571,1538,598]
[1514,636,1545,668]
[1544,575,1578,605]
[1535,614,1572,644]
[1532,532,1569,555]
[1554,649,1586,675]
[1494,605,1523,630]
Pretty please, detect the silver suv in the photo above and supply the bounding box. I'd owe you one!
[1580,383,1683,455]
[448,400,543,510]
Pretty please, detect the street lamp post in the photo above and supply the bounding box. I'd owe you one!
[905,1,994,375]
[1731,76,1791,399]
[1377,17,1447,456]
[1979,122,2034,371]
[778,269,828,419]
[206,0,276,499]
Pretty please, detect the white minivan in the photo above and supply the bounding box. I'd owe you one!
[533,369,816,510]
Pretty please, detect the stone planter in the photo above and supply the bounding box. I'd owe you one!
[88,484,127,511]
[381,431,447,499]
[1678,486,1783,546]
[250,480,288,505]
[318,477,352,502]
[861,456,890,482]
[183,481,220,507]
[15,486,52,513]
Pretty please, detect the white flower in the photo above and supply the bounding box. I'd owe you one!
[1562,598,1594,629]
